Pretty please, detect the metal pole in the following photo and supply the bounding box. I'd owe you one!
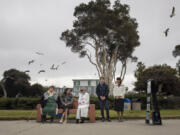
[146,79,152,124]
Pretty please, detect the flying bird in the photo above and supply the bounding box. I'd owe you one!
[36,52,44,55]
[50,64,55,70]
[61,61,67,65]
[24,70,30,73]
[28,60,35,65]
[170,6,175,18]
[55,65,59,70]
[164,28,170,37]
[38,70,45,74]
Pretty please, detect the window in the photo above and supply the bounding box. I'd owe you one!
[88,81,91,86]
[96,80,99,85]
[74,81,80,86]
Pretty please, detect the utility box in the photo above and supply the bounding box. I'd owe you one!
[124,98,131,110]
[132,102,141,111]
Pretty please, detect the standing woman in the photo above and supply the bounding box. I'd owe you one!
[113,78,126,122]
[59,88,73,124]
[76,88,90,123]
[40,86,60,123]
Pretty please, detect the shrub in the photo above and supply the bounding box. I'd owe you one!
[0,95,180,110]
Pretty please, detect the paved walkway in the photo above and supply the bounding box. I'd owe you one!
[0,120,180,135]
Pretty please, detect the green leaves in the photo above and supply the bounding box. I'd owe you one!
[134,64,180,96]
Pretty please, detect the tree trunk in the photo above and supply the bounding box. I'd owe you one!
[0,80,7,98]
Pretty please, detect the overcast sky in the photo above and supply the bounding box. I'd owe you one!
[0,0,179,90]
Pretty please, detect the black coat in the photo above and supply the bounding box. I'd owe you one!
[96,83,109,100]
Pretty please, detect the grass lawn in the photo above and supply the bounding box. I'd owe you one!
[0,110,180,120]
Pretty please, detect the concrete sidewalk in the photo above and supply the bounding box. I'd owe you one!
[0,120,180,135]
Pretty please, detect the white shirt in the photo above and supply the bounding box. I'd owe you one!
[78,92,89,109]
[113,84,126,98]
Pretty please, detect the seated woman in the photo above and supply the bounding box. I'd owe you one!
[76,88,90,123]
[40,86,60,123]
[59,88,73,124]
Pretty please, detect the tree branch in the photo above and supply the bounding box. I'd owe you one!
[85,50,101,77]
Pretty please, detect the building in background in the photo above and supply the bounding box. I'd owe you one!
[54,87,64,95]
[73,79,99,96]
[54,87,73,95]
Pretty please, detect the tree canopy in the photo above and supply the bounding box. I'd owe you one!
[0,69,45,97]
[60,0,140,92]
[134,64,180,96]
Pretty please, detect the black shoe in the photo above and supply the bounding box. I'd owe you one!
[50,117,54,123]
[101,118,105,122]
[41,115,46,123]
[107,119,111,122]
[76,119,79,124]
[80,118,85,123]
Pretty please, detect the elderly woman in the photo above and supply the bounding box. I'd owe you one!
[59,88,73,124]
[76,88,90,123]
[40,86,60,123]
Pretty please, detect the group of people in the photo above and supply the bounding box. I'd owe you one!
[40,77,126,124]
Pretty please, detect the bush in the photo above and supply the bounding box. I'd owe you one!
[0,95,180,110]
[0,97,40,109]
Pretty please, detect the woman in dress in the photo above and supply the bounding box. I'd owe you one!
[113,78,126,122]
[40,86,60,123]
[76,88,90,123]
[59,88,73,124]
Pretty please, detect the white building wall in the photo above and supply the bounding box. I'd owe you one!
[80,80,88,86]
[91,81,96,86]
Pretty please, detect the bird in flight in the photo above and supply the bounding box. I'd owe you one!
[50,64,55,70]
[50,64,59,70]
[61,61,67,65]
[24,70,30,73]
[54,65,59,70]
[28,60,35,65]
[164,28,170,37]
[170,6,175,18]
[36,52,44,55]
[38,70,45,74]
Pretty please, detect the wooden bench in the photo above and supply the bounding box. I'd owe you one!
[36,98,96,123]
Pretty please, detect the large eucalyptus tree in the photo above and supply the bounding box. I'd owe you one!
[60,0,140,93]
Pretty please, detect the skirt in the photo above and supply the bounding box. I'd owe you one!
[114,98,124,112]
[62,104,72,114]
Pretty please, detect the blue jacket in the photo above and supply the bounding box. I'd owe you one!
[96,83,109,100]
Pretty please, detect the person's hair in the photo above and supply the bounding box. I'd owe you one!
[80,88,86,92]
[100,77,104,80]
[116,77,121,81]
[63,88,71,95]
[49,85,55,89]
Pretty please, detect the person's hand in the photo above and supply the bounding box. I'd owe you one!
[101,96,105,100]
[40,107,42,114]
